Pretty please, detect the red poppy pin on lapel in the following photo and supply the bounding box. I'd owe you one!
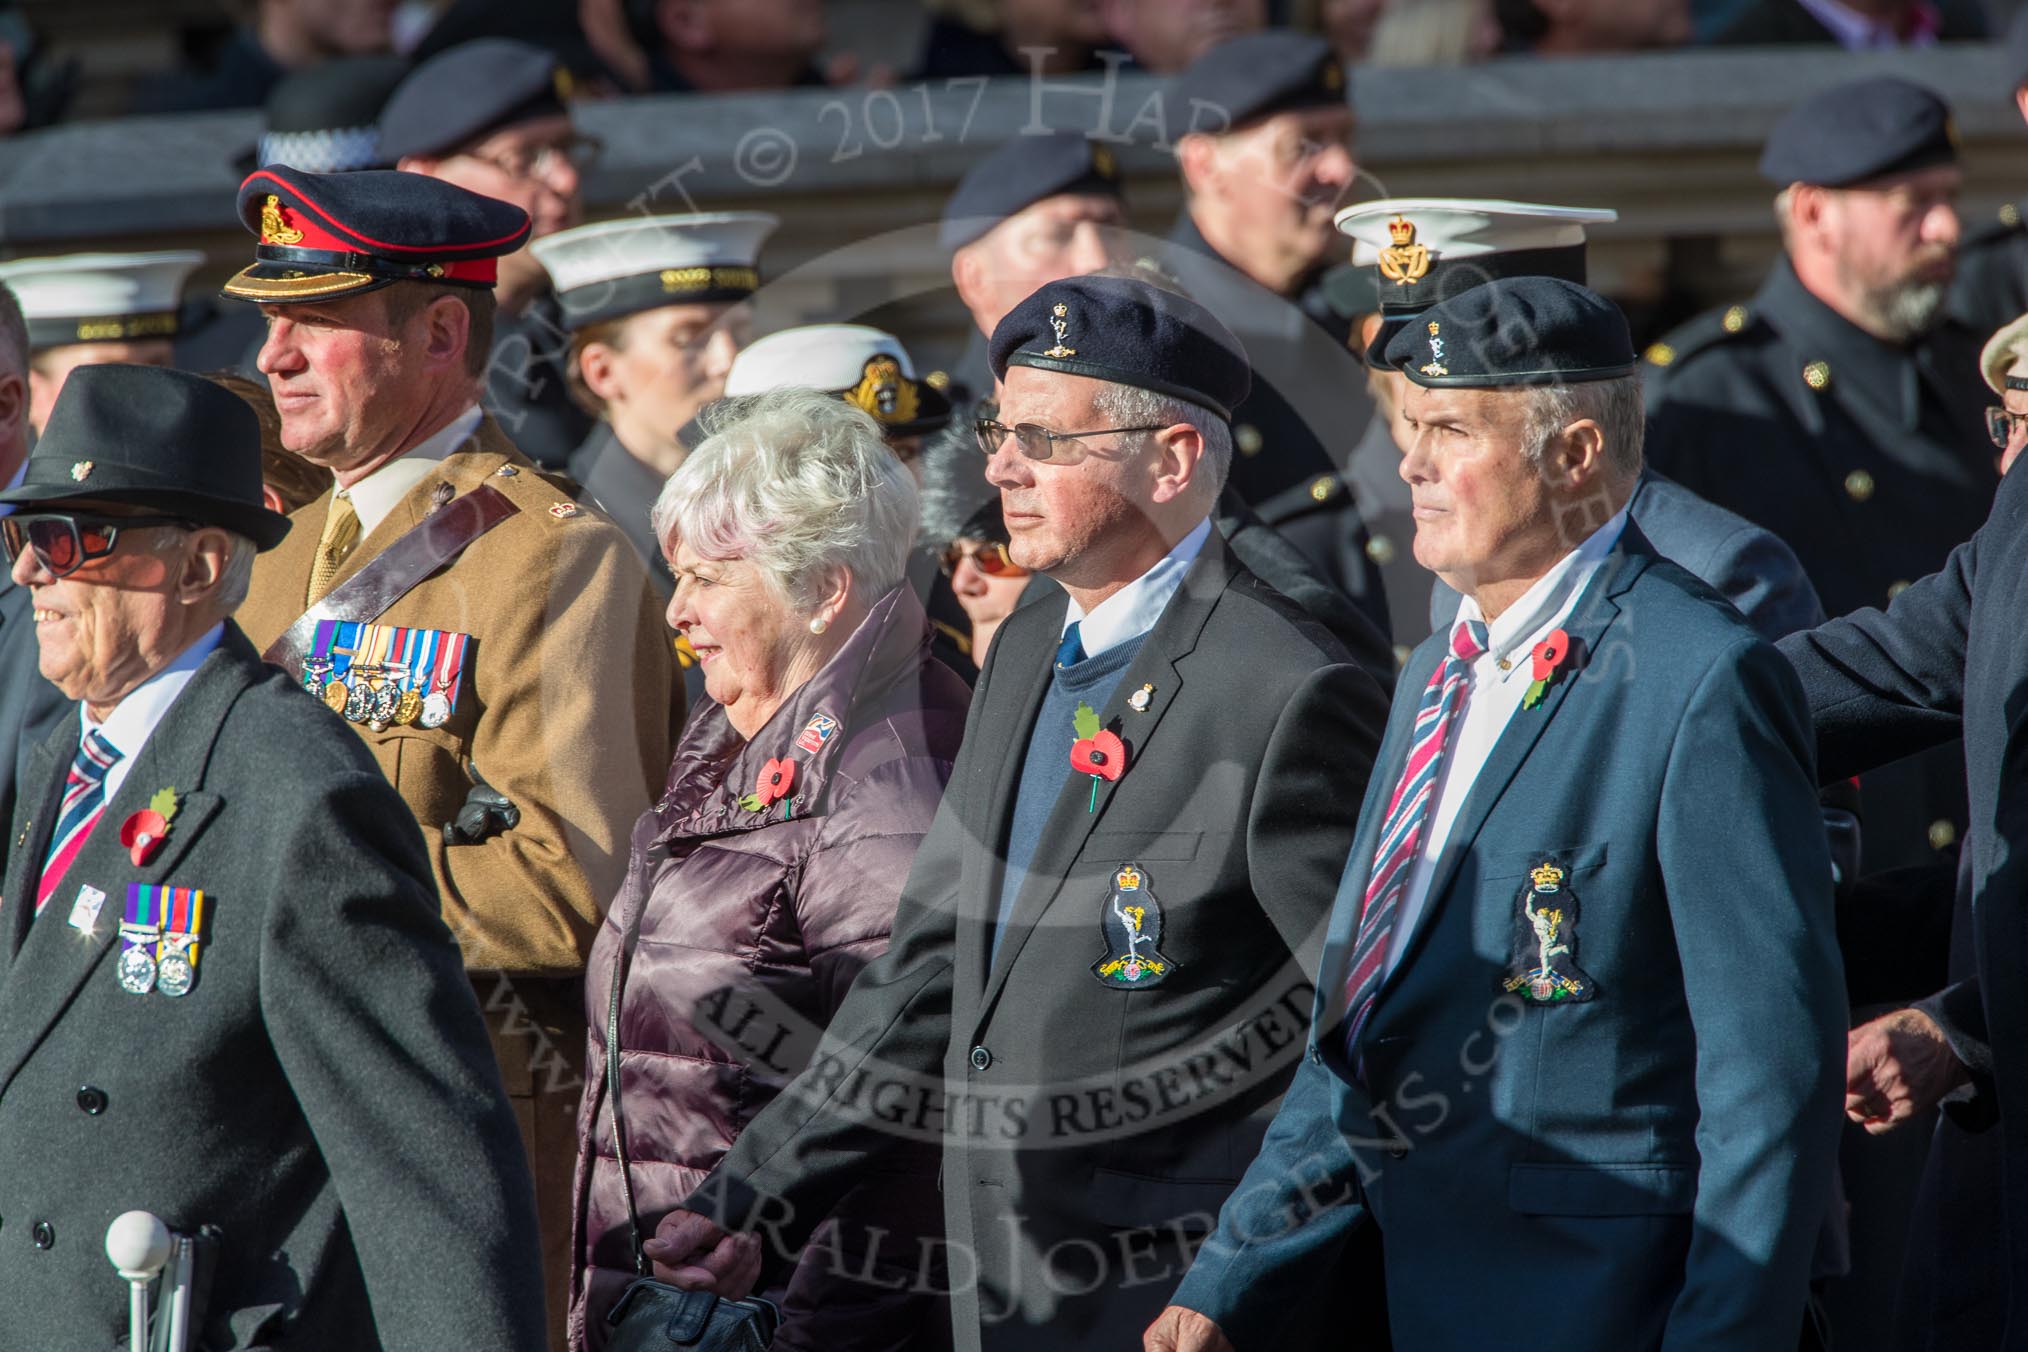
[738,758,797,817]
[1523,628,1573,710]
[1070,701,1127,812]
[120,787,181,866]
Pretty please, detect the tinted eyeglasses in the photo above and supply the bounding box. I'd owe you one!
[937,539,1025,578]
[1986,406,2028,449]
[464,133,603,181]
[0,512,194,579]
[973,418,1166,465]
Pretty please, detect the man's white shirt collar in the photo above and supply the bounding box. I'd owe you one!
[1060,516,1213,660]
[1454,507,1630,685]
[81,622,224,807]
[337,404,483,536]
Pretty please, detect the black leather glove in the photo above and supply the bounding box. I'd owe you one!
[444,765,520,845]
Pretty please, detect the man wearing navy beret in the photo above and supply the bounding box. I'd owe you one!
[1644,75,1992,878]
[640,274,1389,1351]
[1150,276,1846,1352]
[221,164,679,1346]
[1160,31,1392,643]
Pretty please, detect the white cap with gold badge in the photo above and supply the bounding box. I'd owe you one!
[530,212,779,331]
[0,250,207,352]
[1334,199,1617,364]
[724,324,954,438]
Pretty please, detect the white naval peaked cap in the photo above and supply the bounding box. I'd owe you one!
[530,212,779,329]
[1333,199,1618,264]
[724,324,953,436]
[0,250,207,350]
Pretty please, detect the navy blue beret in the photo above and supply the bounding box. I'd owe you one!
[379,38,565,162]
[1383,276,1635,390]
[1165,31,1347,138]
[222,165,532,303]
[1759,76,1957,187]
[939,131,1124,251]
[990,275,1249,421]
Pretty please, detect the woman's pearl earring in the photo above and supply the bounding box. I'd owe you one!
[809,616,829,635]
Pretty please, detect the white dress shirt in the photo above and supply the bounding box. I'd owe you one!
[1059,516,1212,659]
[337,404,483,536]
[1382,508,1629,975]
[80,623,224,806]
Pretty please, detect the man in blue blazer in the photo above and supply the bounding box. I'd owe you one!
[1147,277,1847,1352]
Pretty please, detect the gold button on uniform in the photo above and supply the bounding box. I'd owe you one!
[1365,534,1396,565]
[1844,470,1874,502]
[1888,579,1911,600]
[1929,819,1958,850]
[1236,424,1263,457]
[1643,342,1676,368]
[1804,360,1832,391]
[1309,476,1334,502]
[1722,305,1748,333]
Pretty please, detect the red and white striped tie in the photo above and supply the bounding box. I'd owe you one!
[1340,619,1487,1064]
[33,728,123,915]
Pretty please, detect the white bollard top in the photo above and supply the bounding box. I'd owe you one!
[104,1211,171,1280]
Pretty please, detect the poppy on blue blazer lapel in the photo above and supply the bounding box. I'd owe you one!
[0,631,246,1099]
[973,533,1237,1016]
[1316,524,1657,1065]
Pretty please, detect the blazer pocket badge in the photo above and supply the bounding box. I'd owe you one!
[304,620,472,732]
[1501,859,1596,1004]
[1091,863,1176,989]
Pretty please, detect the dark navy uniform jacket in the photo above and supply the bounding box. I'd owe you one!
[1163,214,1392,641]
[1948,195,2028,343]
[1644,255,1995,872]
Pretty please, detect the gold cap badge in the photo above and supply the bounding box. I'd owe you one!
[843,354,920,425]
[259,194,304,246]
[1043,301,1077,359]
[1378,217,1430,285]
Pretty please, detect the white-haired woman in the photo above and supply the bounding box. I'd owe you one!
[569,389,969,1351]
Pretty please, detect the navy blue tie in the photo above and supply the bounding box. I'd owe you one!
[1055,622,1085,670]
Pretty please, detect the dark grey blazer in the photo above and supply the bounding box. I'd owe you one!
[0,574,69,881]
[0,626,546,1350]
[684,532,1390,1352]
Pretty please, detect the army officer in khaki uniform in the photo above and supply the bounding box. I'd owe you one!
[223,164,680,1346]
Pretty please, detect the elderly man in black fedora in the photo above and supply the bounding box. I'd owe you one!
[0,364,544,1349]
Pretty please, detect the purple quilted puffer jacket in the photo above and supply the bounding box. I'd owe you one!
[569,585,968,1351]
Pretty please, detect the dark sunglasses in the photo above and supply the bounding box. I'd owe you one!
[937,539,1025,578]
[1986,406,2028,450]
[0,511,195,579]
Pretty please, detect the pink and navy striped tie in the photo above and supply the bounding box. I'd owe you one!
[1341,619,1487,1062]
[33,729,123,916]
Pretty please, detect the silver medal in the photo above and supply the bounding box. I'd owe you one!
[117,944,157,996]
[157,947,194,998]
[419,692,452,728]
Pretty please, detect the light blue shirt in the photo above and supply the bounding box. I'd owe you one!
[1059,516,1213,659]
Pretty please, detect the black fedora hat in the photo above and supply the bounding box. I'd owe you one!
[0,364,293,550]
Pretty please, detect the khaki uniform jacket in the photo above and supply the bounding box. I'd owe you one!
[237,416,680,974]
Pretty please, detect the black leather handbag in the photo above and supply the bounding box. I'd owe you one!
[602,889,779,1350]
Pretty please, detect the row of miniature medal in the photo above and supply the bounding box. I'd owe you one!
[114,884,208,998]
[302,625,466,731]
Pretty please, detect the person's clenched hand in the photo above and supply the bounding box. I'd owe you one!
[641,1209,762,1296]
[1846,1006,1970,1135]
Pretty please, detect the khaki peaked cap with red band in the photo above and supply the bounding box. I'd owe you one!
[222,164,532,303]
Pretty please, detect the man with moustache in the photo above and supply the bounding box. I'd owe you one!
[1644,76,1992,875]
[623,275,1389,1352]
